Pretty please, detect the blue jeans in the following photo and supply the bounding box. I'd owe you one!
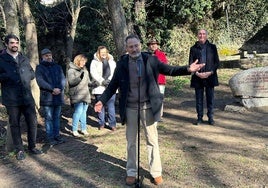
[43,105,61,141]
[95,94,116,127]
[72,102,89,132]
[195,87,214,120]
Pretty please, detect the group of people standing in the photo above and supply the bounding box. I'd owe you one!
[37,46,118,141]
[0,29,219,186]
[0,34,117,160]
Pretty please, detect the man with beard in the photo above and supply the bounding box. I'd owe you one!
[0,34,43,160]
[36,48,66,146]
[94,34,204,186]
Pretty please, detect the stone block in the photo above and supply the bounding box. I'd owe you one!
[229,67,268,98]
[229,67,268,111]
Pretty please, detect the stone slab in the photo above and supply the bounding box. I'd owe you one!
[229,66,268,98]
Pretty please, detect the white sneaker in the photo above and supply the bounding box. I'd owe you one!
[73,131,79,137]
[81,130,89,136]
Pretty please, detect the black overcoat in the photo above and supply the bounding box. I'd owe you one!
[189,40,219,88]
[0,51,35,106]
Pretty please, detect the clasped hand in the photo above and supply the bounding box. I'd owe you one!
[102,79,110,87]
[52,88,61,95]
[195,71,212,79]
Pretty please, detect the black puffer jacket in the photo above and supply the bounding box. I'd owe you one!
[99,52,190,124]
[0,50,35,106]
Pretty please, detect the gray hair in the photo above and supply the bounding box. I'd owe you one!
[125,34,140,44]
[198,29,208,35]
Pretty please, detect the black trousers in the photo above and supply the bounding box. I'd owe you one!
[6,103,37,152]
[195,87,214,120]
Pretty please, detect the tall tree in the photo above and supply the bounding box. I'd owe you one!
[107,0,128,57]
[64,0,84,61]
[134,0,147,43]
[0,4,7,49]
[16,0,40,111]
[16,0,39,69]
[3,0,19,36]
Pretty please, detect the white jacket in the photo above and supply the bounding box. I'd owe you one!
[90,53,116,95]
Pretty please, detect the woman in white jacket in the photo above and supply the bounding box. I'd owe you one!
[90,46,117,131]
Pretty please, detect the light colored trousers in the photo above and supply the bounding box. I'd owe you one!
[126,107,162,178]
[159,85,165,117]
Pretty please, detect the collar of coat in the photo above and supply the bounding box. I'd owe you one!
[195,40,210,49]
[120,52,150,67]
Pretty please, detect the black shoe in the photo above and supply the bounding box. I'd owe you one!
[194,119,204,125]
[55,136,65,144]
[208,119,215,125]
[158,118,164,122]
[98,125,105,130]
[48,139,58,146]
[29,148,43,155]
[16,150,26,160]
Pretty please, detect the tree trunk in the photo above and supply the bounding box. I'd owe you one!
[64,0,82,93]
[17,0,39,69]
[3,0,20,152]
[16,0,40,113]
[134,0,147,43]
[0,5,6,49]
[3,0,19,36]
[65,0,81,61]
[107,0,128,58]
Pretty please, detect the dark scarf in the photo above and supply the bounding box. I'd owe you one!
[102,59,111,80]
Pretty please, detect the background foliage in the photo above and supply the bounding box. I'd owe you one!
[1,0,267,64]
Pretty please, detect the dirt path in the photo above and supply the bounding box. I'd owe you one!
[0,73,267,188]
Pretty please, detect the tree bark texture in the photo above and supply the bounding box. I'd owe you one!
[3,0,19,36]
[65,0,81,61]
[107,0,128,58]
[16,0,40,111]
[134,0,147,44]
[16,0,39,69]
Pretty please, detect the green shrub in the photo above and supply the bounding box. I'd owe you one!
[172,77,190,91]
[165,27,196,65]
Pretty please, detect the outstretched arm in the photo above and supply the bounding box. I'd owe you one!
[188,59,205,72]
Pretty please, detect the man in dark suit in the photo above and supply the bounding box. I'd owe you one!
[189,29,220,125]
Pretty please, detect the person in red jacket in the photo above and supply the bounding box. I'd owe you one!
[147,39,168,121]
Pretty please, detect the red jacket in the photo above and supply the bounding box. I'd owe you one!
[154,49,168,85]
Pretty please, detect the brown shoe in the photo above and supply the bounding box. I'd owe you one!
[126,176,136,186]
[153,176,163,185]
